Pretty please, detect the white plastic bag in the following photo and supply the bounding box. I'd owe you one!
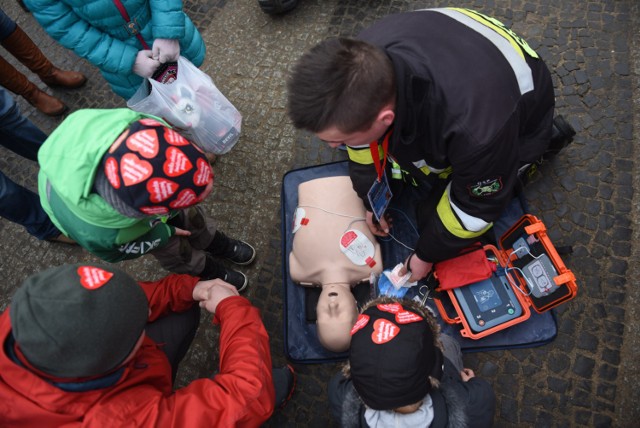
[127,56,242,154]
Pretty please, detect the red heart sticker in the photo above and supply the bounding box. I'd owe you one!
[108,129,130,154]
[164,147,193,177]
[126,129,159,159]
[140,206,169,215]
[194,158,212,186]
[120,153,153,186]
[147,177,179,203]
[350,314,370,335]
[340,231,357,248]
[163,128,190,146]
[77,266,114,290]
[170,189,198,209]
[377,303,404,314]
[139,118,164,127]
[104,157,120,189]
[395,310,424,324]
[371,318,399,344]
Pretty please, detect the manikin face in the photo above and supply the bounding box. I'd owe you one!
[316,284,359,352]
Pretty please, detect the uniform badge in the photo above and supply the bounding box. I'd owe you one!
[469,177,503,197]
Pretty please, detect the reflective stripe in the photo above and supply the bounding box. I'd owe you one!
[436,183,492,238]
[431,8,535,95]
[347,145,380,165]
[450,8,538,59]
[413,159,447,174]
[391,160,403,179]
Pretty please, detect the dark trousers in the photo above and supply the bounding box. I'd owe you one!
[145,305,201,383]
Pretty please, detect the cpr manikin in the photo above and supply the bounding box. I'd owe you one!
[289,176,383,352]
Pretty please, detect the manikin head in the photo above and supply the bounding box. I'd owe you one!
[316,283,359,353]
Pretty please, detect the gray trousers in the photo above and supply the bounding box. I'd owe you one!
[151,206,218,276]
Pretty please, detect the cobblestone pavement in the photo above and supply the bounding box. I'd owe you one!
[1,1,638,427]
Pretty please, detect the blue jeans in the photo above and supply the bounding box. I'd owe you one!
[0,85,60,240]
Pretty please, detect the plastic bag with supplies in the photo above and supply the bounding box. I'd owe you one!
[127,56,242,154]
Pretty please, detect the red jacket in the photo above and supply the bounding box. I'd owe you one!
[0,274,275,427]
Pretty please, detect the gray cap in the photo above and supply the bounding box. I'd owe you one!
[10,264,148,378]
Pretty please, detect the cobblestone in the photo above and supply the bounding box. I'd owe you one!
[0,0,638,426]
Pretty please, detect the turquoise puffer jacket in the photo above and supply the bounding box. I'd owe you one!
[23,0,206,99]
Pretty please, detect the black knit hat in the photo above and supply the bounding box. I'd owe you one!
[10,264,148,378]
[348,298,442,410]
[99,118,212,217]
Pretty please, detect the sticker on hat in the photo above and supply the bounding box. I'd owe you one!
[121,153,153,186]
[139,118,165,127]
[371,318,399,344]
[105,157,121,189]
[164,147,193,177]
[377,302,403,314]
[77,266,114,290]
[351,314,370,335]
[126,129,159,158]
[194,158,212,186]
[339,229,376,266]
[163,128,191,146]
[396,310,423,324]
[140,206,169,215]
[170,188,198,209]
[147,177,179,203]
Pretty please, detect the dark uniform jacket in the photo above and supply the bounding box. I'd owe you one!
[347,8,555,262]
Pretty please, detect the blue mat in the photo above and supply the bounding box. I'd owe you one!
[281,161,557,364]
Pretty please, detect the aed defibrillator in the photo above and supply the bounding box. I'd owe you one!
[432,215,578,339]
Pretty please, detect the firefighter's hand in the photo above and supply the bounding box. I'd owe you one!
[365,210,390,237]
[398,253,433,282]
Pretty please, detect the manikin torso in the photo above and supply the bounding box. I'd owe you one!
[289,176,383,352]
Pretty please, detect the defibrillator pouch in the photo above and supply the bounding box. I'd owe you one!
[432,214,578,339]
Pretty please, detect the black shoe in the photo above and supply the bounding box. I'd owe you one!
[223,268,248,293]
[200,255,248,292]
[225,239,256,266]
[208,231,256,266]
[258,0,299,14]
[272,365,296,410]
[544,115,576,159]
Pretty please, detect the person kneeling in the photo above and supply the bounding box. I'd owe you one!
[0,263,293,426]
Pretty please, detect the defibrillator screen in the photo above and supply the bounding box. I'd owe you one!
[453,274,523,333]
[471,280,503,313]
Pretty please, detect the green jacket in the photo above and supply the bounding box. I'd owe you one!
[38,109,177,262]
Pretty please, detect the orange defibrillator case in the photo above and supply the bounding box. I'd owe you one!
[432,215,578,340]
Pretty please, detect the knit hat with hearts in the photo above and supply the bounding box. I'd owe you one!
[348,297,443,410]
[97,118,212,217]
[10,264,148,378]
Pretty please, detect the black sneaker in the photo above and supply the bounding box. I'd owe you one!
[225,239,256,266]
[200,255,248,293]
[272,365,296,410]
[223,268,248,293]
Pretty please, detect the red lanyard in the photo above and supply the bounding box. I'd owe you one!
[369,130,391,182]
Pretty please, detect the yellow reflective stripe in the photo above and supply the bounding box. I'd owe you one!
[436,184,492,239]
[346,145,381,165]
[450,8,538,59]
[432,8,534,94]
[391,160,402,179]
[438,166,453,179]
[419,165,431,176]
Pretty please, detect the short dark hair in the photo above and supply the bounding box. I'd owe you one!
[287,37,395,134]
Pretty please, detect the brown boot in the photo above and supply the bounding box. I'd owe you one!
[1,26,87,89]
[0,56,68,116]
